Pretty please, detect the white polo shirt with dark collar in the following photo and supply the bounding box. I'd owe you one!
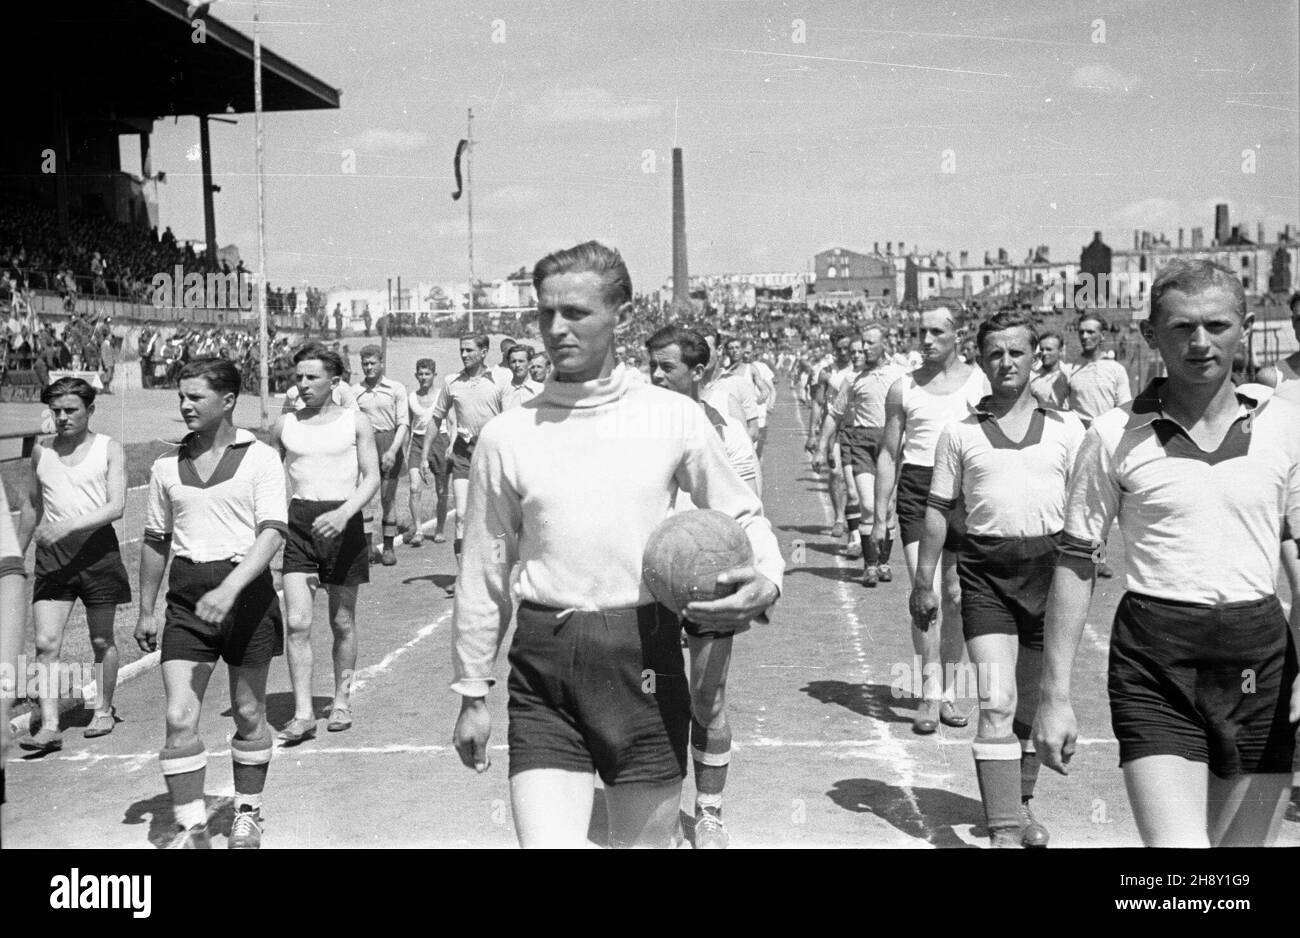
[928,397,1086,538]
[1060,380,1300,605]
[144,429,289,563]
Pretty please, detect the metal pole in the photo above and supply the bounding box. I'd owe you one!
[199,115,218,269]
[383,277,391,363]
[466,108,474,334]
[254,2,270,429]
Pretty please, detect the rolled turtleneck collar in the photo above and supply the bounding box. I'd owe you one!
[540,362,635,409]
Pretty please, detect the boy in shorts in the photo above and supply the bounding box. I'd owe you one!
[18,377,129,749]
[136,358,289,849]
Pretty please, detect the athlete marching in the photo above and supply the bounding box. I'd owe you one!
[136,358,289,848]
[18,377,129,750]
[874,307,990,734]
[1036,260,1300,847]
[911,311,1085,847]
[646,324,763,848]
[451,242,782,848]
[274,345,381,742]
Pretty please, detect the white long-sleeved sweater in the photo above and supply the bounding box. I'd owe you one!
[451,364,784,697]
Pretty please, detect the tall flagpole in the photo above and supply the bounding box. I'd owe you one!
[466,108,474,333]
[254,1,270,429]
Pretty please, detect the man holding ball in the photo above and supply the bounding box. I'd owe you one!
[450,242,783,848]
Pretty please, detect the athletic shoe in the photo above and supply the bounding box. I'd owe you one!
[939,701,969,728]
[1097,561,1115,578]
[876,563,892,582]
[381,546,397,566]
[327,705,353,732]
[369,547,383,565]
[843,540,862,560]
[989,827,1022,849]
[432,532,447,543]
[84,709,117,738]
[19,726,63,752]
[279,718,317,743]
[229,807,263,849]
[694,807,730,849]
[830,521,844,538]
[170,824,212,849]
[1020,802,1050,848]
[407,533,424,547]
[861,565,878,588]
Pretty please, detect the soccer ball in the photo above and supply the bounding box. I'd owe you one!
[642,510,754,616]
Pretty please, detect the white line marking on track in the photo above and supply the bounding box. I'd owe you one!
[349,609,453,696]
[815,481,949,844]
[6,736,1121,770]
[742,737,1118,748]
[9,743,512,766]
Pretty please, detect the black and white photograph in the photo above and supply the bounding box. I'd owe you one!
[2,0,1299,885]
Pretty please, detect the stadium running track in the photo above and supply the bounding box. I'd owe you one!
[7,379,1299,849]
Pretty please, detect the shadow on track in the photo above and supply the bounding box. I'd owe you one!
[800,680,915,725]
[124,792,234,848]
[828,778,982,848]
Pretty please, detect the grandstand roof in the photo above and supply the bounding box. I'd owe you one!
[19,0,339,118]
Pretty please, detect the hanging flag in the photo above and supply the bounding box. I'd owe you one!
[451,139,468,200]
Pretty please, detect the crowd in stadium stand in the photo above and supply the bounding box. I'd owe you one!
[0,202,208,305]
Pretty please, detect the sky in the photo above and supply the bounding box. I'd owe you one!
[138,0,1300,293]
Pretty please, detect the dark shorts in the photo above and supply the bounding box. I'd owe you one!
[957,533,1061,650]
[282,499,369,586]
[842,426,883,475]
[33,526,131,606]
[507,601,691,786]
[896,464,965,550]
[160,559,283,667]
[1108,592,1298,777]
[374,429,405,480]
[450,436,476,482]
[410,431,451,493]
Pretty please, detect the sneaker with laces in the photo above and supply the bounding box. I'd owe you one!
[170,824,212,849]
[1020,802,1049,848]
[876,563,892,582]
[694,807,730,849]
[229,807,263,849]
[861,565,878,588]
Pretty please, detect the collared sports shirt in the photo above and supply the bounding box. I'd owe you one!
[501,378,545,411]
[144,429,289,562]
[1066,358,1131,422]
[1060,380,1300,604]
[829,362,904,429]
[431,368,504,442]
[355,376,409,434]
[928,399,1085,538]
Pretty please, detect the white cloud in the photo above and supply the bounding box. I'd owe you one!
[1111,197,1184,231]
[489,185,545,206]
[349,128,428,152]
[546,87,663,123]
[1071,63,1137,95]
